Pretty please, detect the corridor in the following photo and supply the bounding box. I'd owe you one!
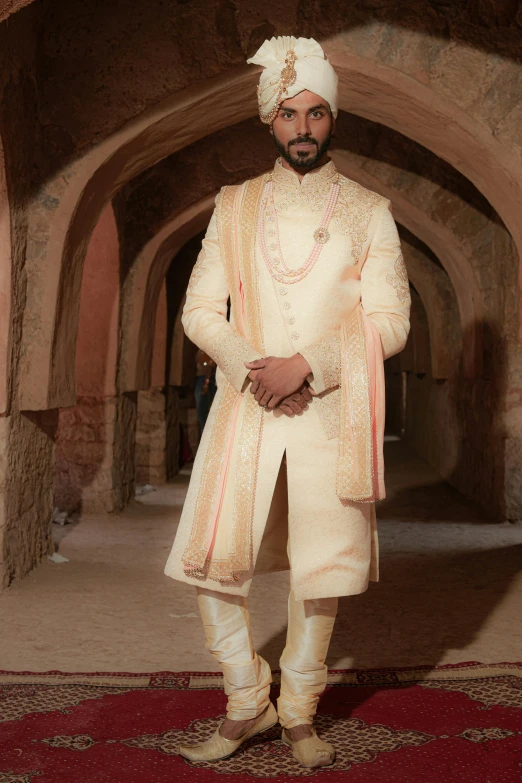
[1,440,520,673]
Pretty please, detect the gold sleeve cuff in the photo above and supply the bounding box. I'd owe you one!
[208,330,263,393]
[299,332,341,395]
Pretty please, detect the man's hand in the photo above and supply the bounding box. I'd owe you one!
[244,354,313,409]
[279,385,313,417]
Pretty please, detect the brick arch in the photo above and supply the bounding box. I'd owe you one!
[18,41,522,410]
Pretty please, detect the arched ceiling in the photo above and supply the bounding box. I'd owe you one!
[8,33,522,409]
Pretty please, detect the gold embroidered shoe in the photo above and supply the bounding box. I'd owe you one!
[282,726,336,768]
[177,702,277,762]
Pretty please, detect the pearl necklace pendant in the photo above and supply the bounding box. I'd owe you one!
[313,227,330,244]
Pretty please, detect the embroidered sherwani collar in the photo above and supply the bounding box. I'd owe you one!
[271,158,337,211]
[272,157,337,187]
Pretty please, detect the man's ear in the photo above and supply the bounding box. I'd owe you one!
[269,123,274,136]
[331,114,336,137]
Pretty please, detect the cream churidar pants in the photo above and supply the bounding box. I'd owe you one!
[196,586,338,728]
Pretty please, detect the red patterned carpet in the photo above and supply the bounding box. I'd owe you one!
[1,662,521,782]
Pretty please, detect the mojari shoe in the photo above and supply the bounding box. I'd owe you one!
[282,726,336,768]
[177,702,277,762]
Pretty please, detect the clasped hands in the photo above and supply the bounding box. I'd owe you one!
[244,354,315,417]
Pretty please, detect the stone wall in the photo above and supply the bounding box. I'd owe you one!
[55,395,133,514]
[135,389,166,486]
[0,410,56,588]
[405,363,507,521]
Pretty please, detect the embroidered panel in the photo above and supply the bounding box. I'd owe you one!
[386,251,410,303]
[222,176,267,582]
[207,331,256,385]
[336,305,374,501]
[185,247,209,295]
[305,332,342,391]
[272,158,336,212]
[333,178,383,264]
[237,176,268,354]
[182,176,267,585]
[215,185,240,315]
[314,389,341,440]
[182,383,241,576]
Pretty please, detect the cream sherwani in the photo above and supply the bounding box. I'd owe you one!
[164,158,410,602]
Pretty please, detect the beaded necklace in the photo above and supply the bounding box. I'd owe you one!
[258,173,340,285]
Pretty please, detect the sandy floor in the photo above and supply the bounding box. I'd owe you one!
[1,440,521,673]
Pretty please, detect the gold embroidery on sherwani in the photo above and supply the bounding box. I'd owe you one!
[303,332,342,391]
[336,305,374,501]
[271,158,336,212]
[186,248,210,294]
[334,179,383,263]
[386,251,410,303]
[300,179,382,443]
[182,382,240,577]
[314,388,342,439]
[182,175,267,585]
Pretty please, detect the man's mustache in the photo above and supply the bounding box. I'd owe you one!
[289,137,318,147]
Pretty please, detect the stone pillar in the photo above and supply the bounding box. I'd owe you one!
[113,391,138,508]
[165,386,181,479]
[134,279,168,485]
[135,388,166,485]
[53,203,137,515]
[0,409,57,589]
[55,392,137,514]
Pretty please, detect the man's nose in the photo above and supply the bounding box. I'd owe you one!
[295,115,311,137]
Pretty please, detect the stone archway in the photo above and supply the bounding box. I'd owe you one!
[54,202,134,514]
[0,0,35,23]
[119,194,215,393]
[402,242,457,381]
[17,40,522,411]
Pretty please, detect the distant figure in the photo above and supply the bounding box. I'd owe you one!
[194,348,216,435]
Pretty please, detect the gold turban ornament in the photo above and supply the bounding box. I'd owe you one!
[247,36,339,124]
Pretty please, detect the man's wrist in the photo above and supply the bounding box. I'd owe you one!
[291,353,312,380]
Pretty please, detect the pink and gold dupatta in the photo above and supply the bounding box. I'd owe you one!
[337,303,386,502]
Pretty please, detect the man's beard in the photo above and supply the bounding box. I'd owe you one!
[272,130,333,170]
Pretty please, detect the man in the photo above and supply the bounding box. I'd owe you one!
[165,35,411,769]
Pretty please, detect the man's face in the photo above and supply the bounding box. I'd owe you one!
[270,90,335,170]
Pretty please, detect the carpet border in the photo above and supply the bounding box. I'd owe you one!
[0,661,521,689]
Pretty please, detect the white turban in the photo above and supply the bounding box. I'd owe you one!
[247,36,338,124]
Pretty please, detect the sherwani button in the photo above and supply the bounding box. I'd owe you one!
[283,302,291,310]
[279,287,287,295]
[287,316,295,324]
[290,331,300,340]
